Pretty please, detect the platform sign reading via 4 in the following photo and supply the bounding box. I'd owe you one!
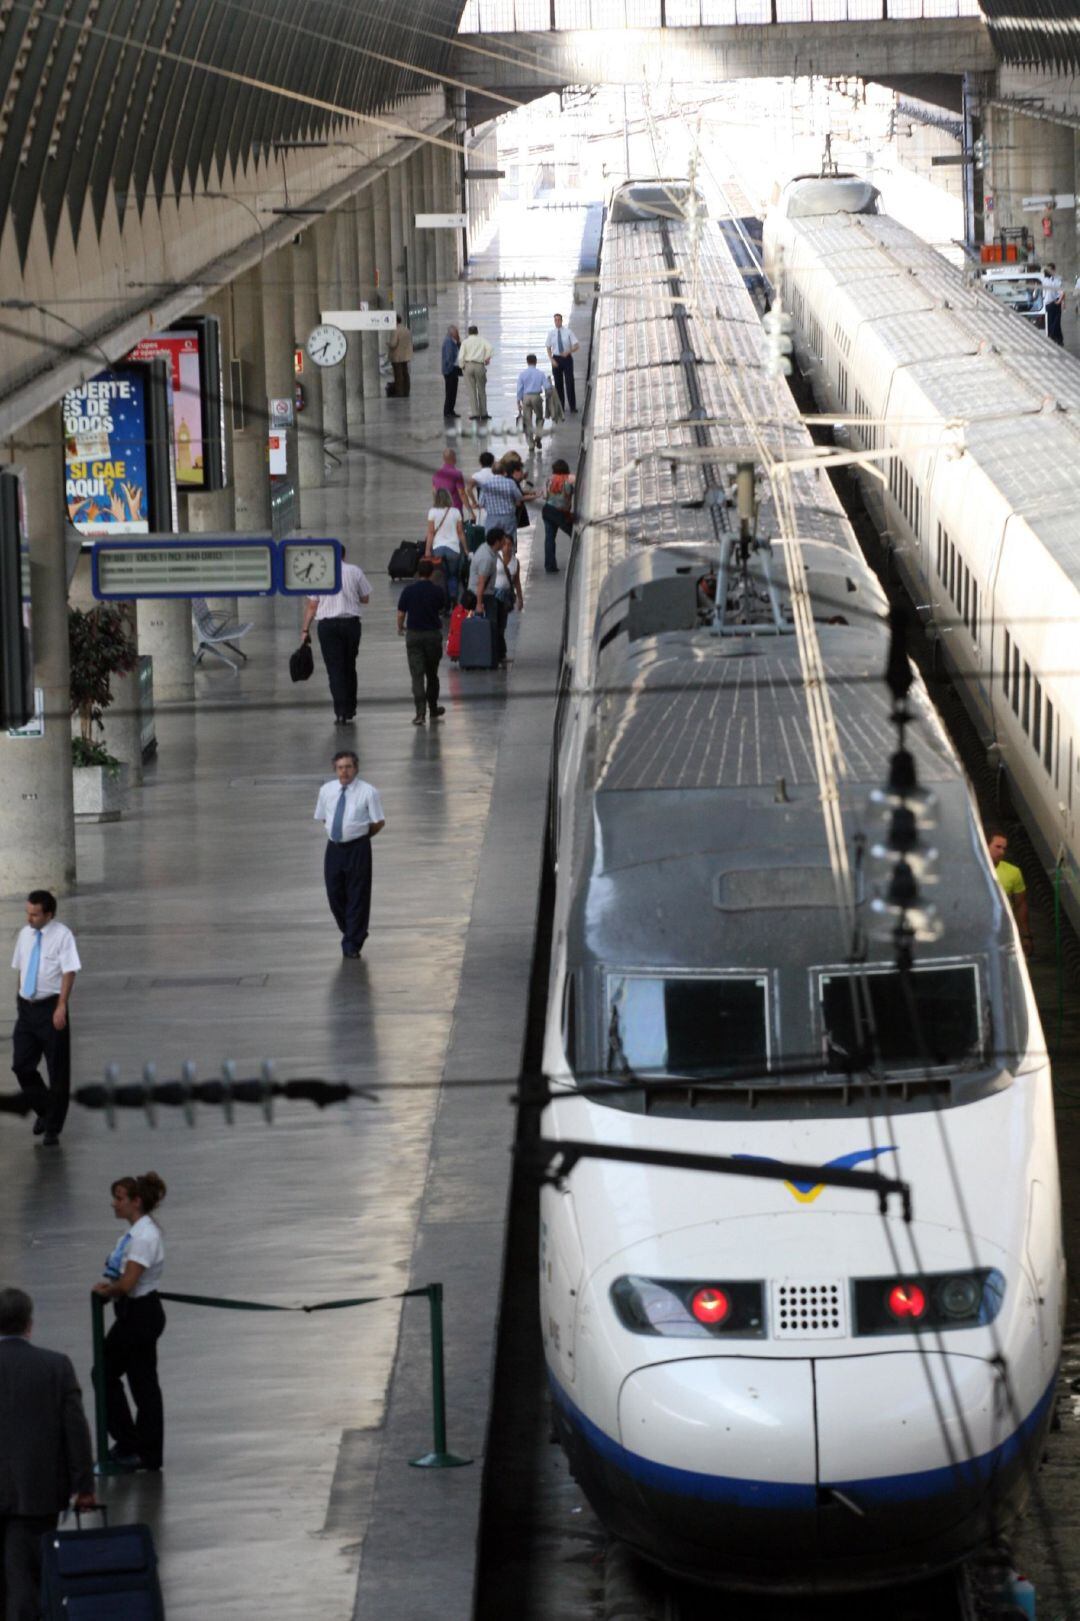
[91,537,342,600]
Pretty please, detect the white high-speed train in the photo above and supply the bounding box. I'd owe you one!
[765,175,1080,930]
[539,181,1063,1594]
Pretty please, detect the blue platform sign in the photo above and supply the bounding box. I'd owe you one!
[64,371,150,535]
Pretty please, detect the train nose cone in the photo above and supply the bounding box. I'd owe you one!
[616,1357,818,1565]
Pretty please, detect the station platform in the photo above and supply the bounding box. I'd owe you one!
[0,200,591,1620]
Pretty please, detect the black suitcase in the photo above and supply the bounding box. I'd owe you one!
[41,1507,164,1620]
[464,522,486,554]
[388,541,421,579]
[459,613,498,670]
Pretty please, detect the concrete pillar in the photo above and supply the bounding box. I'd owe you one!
[424,142,443,296]
[293,230,325,493]
[355,196,381,400]
[262,241,300,519]
[136,598,194,703]
[373,175,393,377]
[418,149,435,308]
[398,160,415,319]
[388,165,406,316]
[229,263,271,533]
[433,145,452,291]
[986,109,1077,353]
[0,408,76,895]
[315,217,347,457]
[339,214,364,439]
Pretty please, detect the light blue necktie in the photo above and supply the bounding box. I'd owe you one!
[557,328,564,354]
[24,930,42,998]
[330,788,347,843]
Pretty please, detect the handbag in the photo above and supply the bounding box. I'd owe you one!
[515,501,529,529]
[289,639,314,682]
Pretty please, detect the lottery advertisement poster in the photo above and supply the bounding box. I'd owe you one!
[129,330,205,487]
[63,370,150,534]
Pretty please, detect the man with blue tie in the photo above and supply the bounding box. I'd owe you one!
[314,752,386,958]
[546,313,579,414]
[10,891,81,1147]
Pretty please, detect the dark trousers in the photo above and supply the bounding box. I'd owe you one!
[442,371,459,415]
[542,503,572,571]
[98,1293,166,1469]
[1,1512,57,1621]
[12,995,70,1135]
[317,616,361,719]
[391,361,411,396]
[324,835,372,951]
[552,353,577,411]
[483,594,509,663]
[405,630,443,716]
[1047,300,1064,344]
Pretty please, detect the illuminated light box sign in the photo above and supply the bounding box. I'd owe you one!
[91,537,341,600]
[64,371,151,534]
[63,361,176,536]
[126,316,227,492]
[129,331,203,487]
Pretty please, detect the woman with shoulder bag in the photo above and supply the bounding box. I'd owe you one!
[541,459,575,574]
[425,489,467,607]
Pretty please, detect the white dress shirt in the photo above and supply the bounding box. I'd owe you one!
[12,920,81,999]
[308,562,372,621]
[126,1216,166,1297]
[314,777,385,842]
[458,334,493,364]
[547,325,578,356]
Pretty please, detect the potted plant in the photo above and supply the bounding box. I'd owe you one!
[69,605,139,821]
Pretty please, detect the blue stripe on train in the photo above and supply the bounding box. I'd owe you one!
[549,1368,1056,1508]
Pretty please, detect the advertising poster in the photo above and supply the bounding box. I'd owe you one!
[63,371,150,534]
[129,331,205,487]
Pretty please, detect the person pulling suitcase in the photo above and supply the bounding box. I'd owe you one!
[0,1287,96,1621]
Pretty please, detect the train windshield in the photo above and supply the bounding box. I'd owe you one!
[819,963,983,1074]
[605,973,768,1079]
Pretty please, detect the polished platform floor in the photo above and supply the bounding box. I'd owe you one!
[0,198,590,1619]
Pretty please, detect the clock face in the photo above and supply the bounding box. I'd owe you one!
[306,324,348,368]
[283,544,336,591]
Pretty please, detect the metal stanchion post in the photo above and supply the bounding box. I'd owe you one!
[90,1293,123,1476]
[409,1283,472,1469]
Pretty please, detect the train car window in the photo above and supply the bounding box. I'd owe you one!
[949,542,956,605]
[936,523,944,580]
[1011,645,1020,715]
[962,566,970,630]
[605,973,768,1079]
[914,486,921,537]
[820,964,982,1073]
[972,582,978,645]
[1022,661,1032,733]
[1045,701,1054,777]
[1033,679,1042,755]
[1069,740,1073,808]
[1003,630,1011,697]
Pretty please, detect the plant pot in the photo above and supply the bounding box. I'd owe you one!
[73,762,129,823]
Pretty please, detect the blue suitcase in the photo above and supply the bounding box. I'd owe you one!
[458,613,497,670]
[41,1508,164,1620]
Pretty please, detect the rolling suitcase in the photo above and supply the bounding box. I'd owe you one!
[458,613,497,670]
[41,1507,165,1619]
[464,522,486,554]
[388,541,421,579]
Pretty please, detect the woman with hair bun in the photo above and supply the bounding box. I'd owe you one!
[91,1172,168,1472]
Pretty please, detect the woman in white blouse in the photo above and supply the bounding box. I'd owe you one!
[424,489,467,606]
[92,1171,168,1472]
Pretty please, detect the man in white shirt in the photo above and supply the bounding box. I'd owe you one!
[457,325,494,421]
[516,353,549,450]
[546,312,580,413]
[10,891,81,1146]
[314,751,386,958]
[1041,263,1065,345]
[300,546,373,725]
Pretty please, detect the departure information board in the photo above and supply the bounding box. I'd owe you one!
[92,538,274,599]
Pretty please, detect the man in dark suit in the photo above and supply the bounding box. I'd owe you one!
[0,1287,96,1620]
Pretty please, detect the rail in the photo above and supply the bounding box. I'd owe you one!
[89,1280,470,1477]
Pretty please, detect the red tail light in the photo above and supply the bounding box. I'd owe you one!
[690,1287,730,1326]
[887,1283,927,1320]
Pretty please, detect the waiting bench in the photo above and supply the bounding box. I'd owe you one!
[192,597,254,673]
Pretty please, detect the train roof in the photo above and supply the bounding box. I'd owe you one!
[779,207,1080,578]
